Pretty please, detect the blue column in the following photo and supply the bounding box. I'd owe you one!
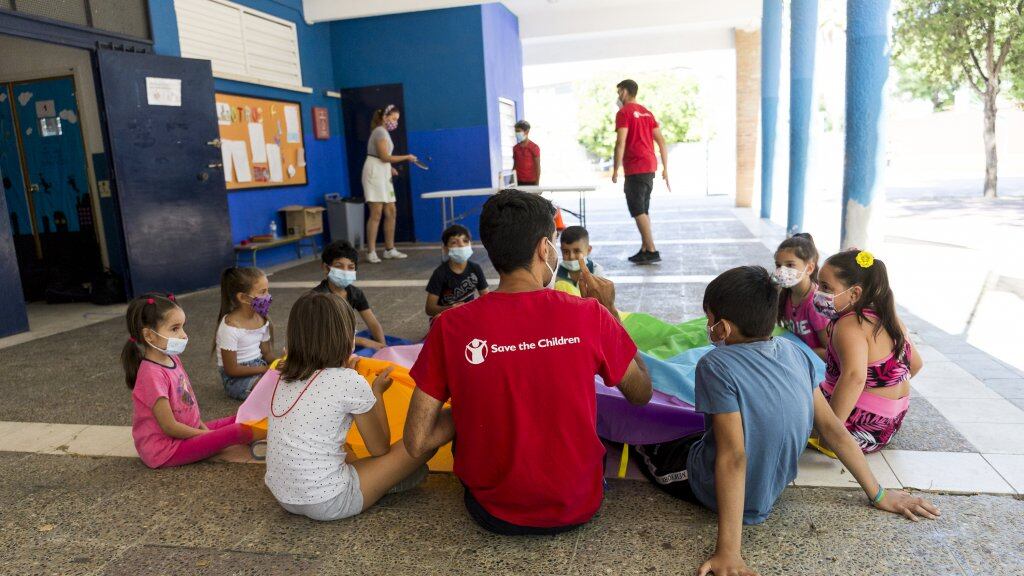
[842,0,891,249]
[787,0,818,235]
[760,0,783,219]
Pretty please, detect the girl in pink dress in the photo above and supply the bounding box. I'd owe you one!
[122,293,256,468]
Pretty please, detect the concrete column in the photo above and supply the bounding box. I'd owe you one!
[735,28,761,208]
[787,0,817,235]
[842,0,891,249]
[760,0,783,219]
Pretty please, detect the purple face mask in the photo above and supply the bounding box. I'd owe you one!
[249,293,273,317]
[384,119,398,131]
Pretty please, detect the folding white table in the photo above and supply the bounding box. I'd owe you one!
[421,185,598,230]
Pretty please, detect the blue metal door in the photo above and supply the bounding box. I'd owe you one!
[97,50,231,297]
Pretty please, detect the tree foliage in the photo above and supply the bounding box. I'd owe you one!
[893,0,1024,197]
[893,43,960,111]
[575,72,703,161]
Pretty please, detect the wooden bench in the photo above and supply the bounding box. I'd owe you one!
[233,235,318,267]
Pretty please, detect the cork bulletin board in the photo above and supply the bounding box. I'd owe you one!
[215,93,307,190]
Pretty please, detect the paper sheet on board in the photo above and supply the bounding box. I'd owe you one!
[221,139,235,183]
[266,143,283,182]
[284,106,300,143]
[228,140,252,182]
[297,147,306,167]
[248,123,268,163]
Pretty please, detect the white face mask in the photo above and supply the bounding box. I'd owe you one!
[543,239,558,289]
[772,266,804,289]
[328,267,356,288]
[448,246,473,264]
[616,97,624,109]
[706,320,725,347]
[149,330,188,356]
[561,259,582,272]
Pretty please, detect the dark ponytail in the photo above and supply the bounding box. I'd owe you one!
[121,293,180,388]
[212,266,267,355]
[823,249,906,359]
[775,232,819,323]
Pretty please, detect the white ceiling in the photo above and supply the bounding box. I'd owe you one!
[302,0,761,64]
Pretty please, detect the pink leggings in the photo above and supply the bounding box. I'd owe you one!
[158,415,253,468]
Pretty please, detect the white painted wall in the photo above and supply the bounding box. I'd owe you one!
[0,36,109,267]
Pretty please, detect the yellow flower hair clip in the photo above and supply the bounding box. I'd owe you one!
[856,250,875,268]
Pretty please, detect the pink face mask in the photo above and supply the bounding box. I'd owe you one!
[384,119,398,131]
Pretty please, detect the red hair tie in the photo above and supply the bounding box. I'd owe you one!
[146,298,155,304]
[128,336,137,343]
[167,293,176,302]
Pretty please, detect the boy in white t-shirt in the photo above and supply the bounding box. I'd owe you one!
[265,292,444,521]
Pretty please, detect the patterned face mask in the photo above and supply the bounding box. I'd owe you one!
[812,287,852,321]
[249,293,273,317]
[384,119,398,131]
[772,266,804,288]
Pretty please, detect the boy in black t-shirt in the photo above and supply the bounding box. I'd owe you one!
[313,240,386,352]
[425,225,489,318]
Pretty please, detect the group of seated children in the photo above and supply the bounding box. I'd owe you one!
[122,194,933,572]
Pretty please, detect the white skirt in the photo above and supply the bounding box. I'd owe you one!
[361,156,395,203]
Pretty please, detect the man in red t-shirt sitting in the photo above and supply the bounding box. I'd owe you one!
[612,79,670,265]
[512,120,541,185]
[404,190,652,535]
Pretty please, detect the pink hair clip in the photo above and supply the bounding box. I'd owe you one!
[167,293,176,302]
[128,336,137,343]
[146,298,155,304]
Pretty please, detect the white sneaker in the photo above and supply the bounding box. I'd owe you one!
[366,251,381,264]
[383,248,408,260]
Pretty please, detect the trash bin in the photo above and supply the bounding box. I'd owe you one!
[325,194,365,249]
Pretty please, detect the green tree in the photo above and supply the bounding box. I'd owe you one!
[894,0,1024,198]
[893,44,959,112]
[575,73,702,162]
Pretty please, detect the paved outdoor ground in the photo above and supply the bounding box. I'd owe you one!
[1,190,1023,575]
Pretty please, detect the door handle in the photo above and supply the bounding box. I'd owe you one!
[29,184,40,193]
[207,138,221,148]
[208,162,223,170]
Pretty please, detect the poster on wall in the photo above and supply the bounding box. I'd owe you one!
[313,106,329,140]
[146,77,182,107]
[214,93,307,190]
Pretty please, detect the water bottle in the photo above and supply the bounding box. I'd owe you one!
[269,220,278,238]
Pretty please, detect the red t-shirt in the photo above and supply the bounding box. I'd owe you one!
[512,140,540,183]
[615,102,659,175]
[410,289,637,527]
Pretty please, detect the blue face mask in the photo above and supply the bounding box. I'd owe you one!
[515,131,526,143]
[328,267,356,288]
[561,259,587,272]
[448,246,473,264]
[149,330,188,356]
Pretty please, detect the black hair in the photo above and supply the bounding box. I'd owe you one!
[479,189,556,274]
[617,79,639,97]
[775,232,820,323]
[442,224,472,245]
[702,266,779,339]
[560,226,589,246]
[322,240,359,269]
[121,293,181,388]
[823,249,906,359]
[514,120,531,132]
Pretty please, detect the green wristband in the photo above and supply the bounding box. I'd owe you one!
[871,486,886,505]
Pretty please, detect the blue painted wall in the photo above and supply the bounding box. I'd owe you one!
[482,3,525,181]
[333,5,519,243]
[148,0,346,267]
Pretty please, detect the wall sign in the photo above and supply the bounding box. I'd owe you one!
[313,106,330,140]
[146,77,182,107]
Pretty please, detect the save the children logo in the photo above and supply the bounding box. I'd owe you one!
[465,339,488,365]
[464,335,582,365]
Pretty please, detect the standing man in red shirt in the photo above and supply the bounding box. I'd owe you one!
[512,120,541,185]
[403,190,652,535]
[612,79,670,265]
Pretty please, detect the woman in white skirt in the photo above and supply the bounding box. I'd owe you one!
[362,104,417,263]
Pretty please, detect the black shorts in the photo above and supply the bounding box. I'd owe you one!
[463,486,586,536]
[633,433,704,504]
[624,173,655,217]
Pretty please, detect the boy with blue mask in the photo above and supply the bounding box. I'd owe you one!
[425,224,490,318]
[313,240,387,352]
[555,226,605,297]
[634,265,940,576]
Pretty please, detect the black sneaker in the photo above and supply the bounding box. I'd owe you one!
[634,250,661,265]
[627,249,645,263]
